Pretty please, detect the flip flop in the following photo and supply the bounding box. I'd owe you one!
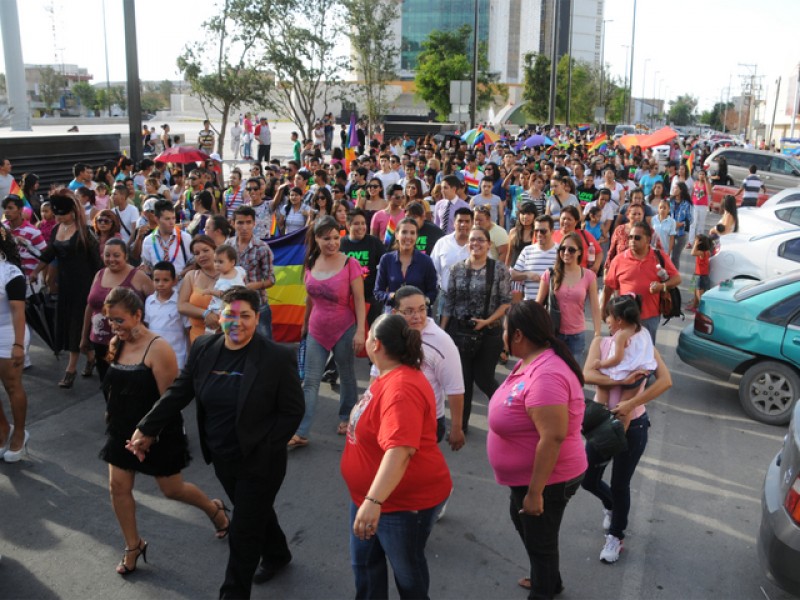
[287,435,309,448]
[518,578,531,589]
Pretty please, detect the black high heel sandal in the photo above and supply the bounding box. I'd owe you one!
[81,359,96,378]
[209,499,231,539]
[58,370,77,389]
[116,539,148,575]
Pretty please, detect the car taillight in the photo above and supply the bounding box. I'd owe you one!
[694,312,714,335]
[785,476,800,525]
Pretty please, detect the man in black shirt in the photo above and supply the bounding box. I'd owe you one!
[404,201,443,256]
[576,172,598,208]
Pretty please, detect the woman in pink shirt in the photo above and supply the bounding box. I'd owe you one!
[536,231,602,365]
[688,169,712,246]
[290,216,366,447]
[487,301,587,599]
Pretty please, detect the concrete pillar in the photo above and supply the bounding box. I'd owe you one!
[0,0,32,131]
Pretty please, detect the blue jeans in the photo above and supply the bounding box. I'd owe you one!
[509,474,584,600]
[257,303,272,340]
[557,332,585,366]
[296,325,357,437]
[581,413,650,540]
[349,500,445,599]
[641,316,659,345]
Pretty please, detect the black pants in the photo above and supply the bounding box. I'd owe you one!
[451,325,504,431]
[257,144,271,164]
[509,475,584,600]
[213,451,292,599]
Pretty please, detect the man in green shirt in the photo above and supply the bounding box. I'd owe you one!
[291,131,301,162]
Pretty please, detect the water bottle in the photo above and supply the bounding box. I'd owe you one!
[297,336,307,380]
[657,265,668,282]
[587,243,596,264]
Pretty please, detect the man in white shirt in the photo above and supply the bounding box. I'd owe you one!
[430,207,472,320]
[474,205,509,263]
[111,184,140,244]
[140,199,193,276]
[374,154,401,191]
[511,215,558,300]
[372,285,465,450]
[0,158,14,199]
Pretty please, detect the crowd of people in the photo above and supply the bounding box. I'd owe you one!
[0,121,709,598]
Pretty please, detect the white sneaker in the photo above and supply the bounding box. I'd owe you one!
[602,509,612,532]
[600,534,623,563]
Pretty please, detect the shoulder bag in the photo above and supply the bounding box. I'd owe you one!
[450,259,495,358]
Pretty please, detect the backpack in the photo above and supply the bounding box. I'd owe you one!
[654,249,683,324]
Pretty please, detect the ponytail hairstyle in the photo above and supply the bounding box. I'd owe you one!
[552,231,584,290]
[505,300,584,385]
[370,313,423,369]
[104,286,145,362]
[606,294,642,332]
[305,215,339,270]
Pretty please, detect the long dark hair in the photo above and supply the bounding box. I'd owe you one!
[0,224,22,269]
[606,295,642,332]
[371,314,423,369]
[553,231,583,290]
[306,215,339,270]
[506,300,584,385]
[721,194,739,232]
[104,286,145,363]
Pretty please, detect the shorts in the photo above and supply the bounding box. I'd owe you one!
[695,274,710,292]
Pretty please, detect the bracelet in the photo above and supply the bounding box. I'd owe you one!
[364,495,383,506]
[12,343,23,349]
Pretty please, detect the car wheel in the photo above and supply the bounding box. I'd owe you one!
[738,361,800,425]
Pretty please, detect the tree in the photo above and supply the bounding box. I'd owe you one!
[177,0,273,157]
[159,80,174,108]
[38,66,65,114]
[555,54,597,124]
[668,94,698,126]
[343,0,399,132]
[414,25,505,122]
[71,82,96,115]
[521,52,550,122]
[258,0,347,139]
[700,101,734,131]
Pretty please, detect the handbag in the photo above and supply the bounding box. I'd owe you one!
[544,267,561,334]
[451,259,495,358]
[582,398,628,460]
[654,249,684,324]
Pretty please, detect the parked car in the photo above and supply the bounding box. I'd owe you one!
[758,397,800,596]
[709,184,770,212]
[613,124,636,140]
[677,273,800,425]
[737,200,800,235]
[709,229,800,285]
[704,148,800,194]
[758,187,800,209]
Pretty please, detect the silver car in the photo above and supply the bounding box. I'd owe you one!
[759,398,800,596]
[705,148,800,194]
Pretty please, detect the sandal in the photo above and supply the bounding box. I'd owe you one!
[337,422,348,436]
[287,435,309,448]
[518,577,531,590]
[81,359,96,378]
[116,539,148,576]
[209,498,230,539]
[58,370,77,389]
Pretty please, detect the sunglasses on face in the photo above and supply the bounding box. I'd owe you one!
[559,246,579,255]
[246,187,259,192]
[368,185,380,189]
[535,229,550,235]
[96,218,112,224]
[628,234,643,241]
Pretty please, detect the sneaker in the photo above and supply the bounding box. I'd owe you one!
[600,534,623,563]
[602,509,612,532]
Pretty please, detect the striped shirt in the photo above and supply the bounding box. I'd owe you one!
[224,186,245,220]
[742,174,763,204]
[4,219,47,277]
[513,244,558,300]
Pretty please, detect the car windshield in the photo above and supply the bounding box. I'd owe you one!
[787,155,800,172]
[734,271,800,301]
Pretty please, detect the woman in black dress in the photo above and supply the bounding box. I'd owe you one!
[100,287,230,575]
[32,191,102,388]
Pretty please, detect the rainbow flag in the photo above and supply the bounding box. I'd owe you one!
[266,227,307,343]
[686,151,695,174]
[463,169,481,196]
[269,213,278,237]
[9,179,21,197]
[383,216,397,246]
[344,112,358,175]
[588,133,608,153]
[8,179,32,219]
[577,123,591,131]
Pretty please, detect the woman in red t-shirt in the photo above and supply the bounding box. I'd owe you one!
[341,314,452,599]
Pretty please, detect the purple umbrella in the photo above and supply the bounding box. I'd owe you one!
[523,134,555,148]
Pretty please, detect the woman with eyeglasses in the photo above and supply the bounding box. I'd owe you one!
[93,209,122,257]
[605,203,646,272]
[535,232,602,364]
[552,205,602,273]
[374,218,438,313]
[82,239,154,381]
[441,226,511,433]
[355,178,387,236]
[308,187,334,226]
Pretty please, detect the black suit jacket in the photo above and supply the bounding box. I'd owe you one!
[137,333,304,467]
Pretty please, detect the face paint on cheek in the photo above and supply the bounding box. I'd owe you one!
[220,301,243,341]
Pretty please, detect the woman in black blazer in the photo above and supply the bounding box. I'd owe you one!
[129,286,305,599]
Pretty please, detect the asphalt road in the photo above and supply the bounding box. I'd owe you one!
[0,244,796,600]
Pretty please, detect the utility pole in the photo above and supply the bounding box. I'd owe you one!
[566,0,574,127]
[791,65,800,140]
[626,0,637,123]
[123,0,143,165]
[769,77,781,147]
[548,0,560,128]
[0,0,31,130]
[469,0,479,130]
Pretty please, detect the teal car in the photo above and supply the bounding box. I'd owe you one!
[677,273,800,425]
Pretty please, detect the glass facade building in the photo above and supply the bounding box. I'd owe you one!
[400,0,490,73]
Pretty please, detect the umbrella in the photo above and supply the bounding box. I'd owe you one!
[154,145,212,164]
[523,134,555,148]
[461,127,501,146]
[25,284,58,355]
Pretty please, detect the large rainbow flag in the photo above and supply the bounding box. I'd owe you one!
[344,112,358,175]
[587,132,608,153]
[266,227,307,343]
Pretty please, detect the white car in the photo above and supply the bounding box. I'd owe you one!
[652,144,671,166]
[757,187,800,209]
[736,201,800,235]
[710,229,800,285]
